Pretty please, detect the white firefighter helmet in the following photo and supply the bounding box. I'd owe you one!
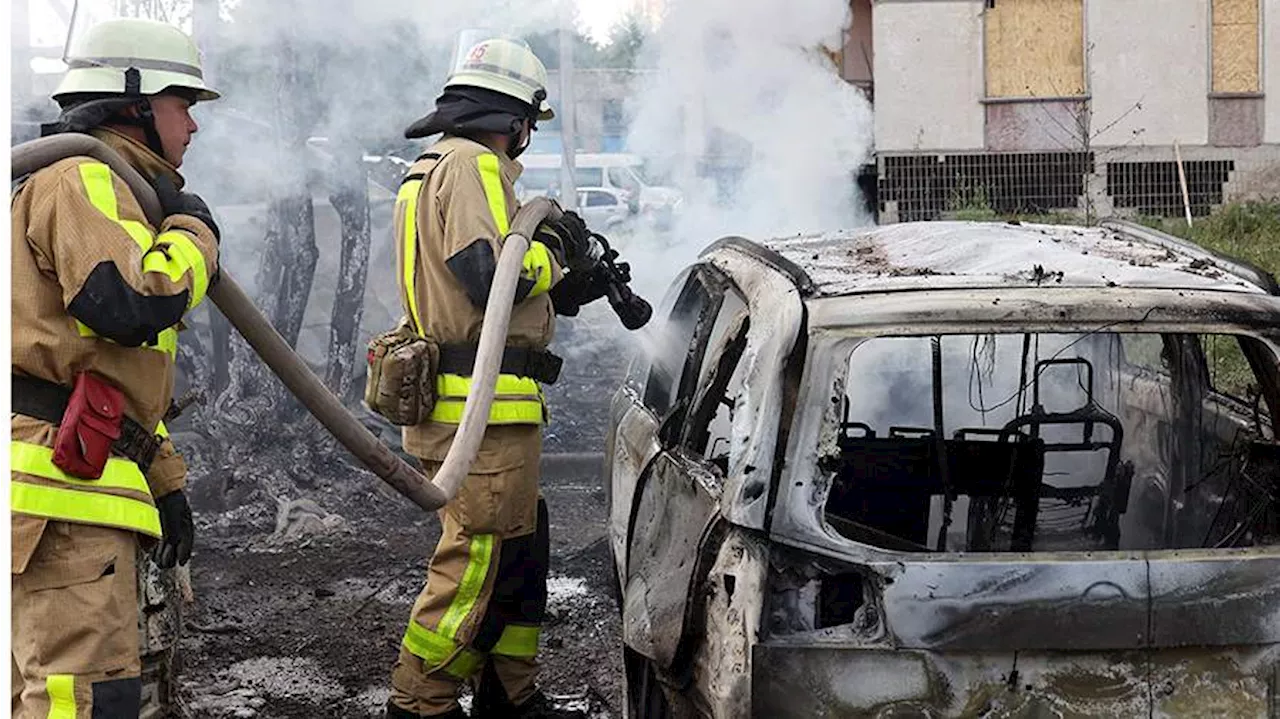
[53,18,220,103]
[446,37,554,120]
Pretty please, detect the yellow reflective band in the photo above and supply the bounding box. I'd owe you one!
[46,674,76,719]
[492,624,540,658]
[11,483,161,538]
[75,312,177,359]
[522,241,554,298]
[154,327,178,357]
[156,421,169,438]
[437,533,495,640]
[398,179,425,334]
[431,398,544,425]
[153,230,210,308]
[437,373,541,398]
[431,373,544,425]
[11,441,152,495]
[79,162,154,251]
[401,622,483,679]
[476,154,510,235]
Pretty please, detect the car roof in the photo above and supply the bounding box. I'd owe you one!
[709,220,1278,298]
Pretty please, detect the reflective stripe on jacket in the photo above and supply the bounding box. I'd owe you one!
[9,440,162,538]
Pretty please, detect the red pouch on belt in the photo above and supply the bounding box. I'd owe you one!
[51,372,125,479]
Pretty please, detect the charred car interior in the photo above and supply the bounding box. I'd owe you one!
[825,331,1280,554]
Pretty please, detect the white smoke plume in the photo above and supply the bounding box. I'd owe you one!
[621,0,875,297]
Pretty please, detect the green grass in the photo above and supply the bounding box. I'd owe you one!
[1139,201,1280,400]
[1134,201,1280,278]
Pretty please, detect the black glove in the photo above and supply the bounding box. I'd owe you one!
[550,267,609,316]
[536,210,591,269]
[154,174,220,243]
[153,490,194,569]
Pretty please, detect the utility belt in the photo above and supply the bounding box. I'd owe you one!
[437,344,562,385]
[364,319,559,427]
[11,373,162,475]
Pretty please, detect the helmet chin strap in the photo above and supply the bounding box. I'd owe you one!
[505,89,545,161]
[134,101,167,159]
[120,67,167,160]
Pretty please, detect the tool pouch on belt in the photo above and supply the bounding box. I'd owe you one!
[364,317,439,426]
[52,372,125,479]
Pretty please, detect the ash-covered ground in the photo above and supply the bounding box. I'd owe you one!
[175,306,640,718]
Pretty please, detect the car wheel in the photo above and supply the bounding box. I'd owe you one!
[624,648,674,719]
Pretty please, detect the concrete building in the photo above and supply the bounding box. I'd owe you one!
[843,0,1280,222]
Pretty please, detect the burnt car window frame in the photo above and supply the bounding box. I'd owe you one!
[640,263,731,419]
[681,286,752,465]
[1120,332,1278,427]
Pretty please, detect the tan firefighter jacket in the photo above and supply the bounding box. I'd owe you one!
[394,136,564,467]
[11,127,218,571]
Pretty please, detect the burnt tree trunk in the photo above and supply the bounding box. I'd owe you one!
[255,192,319,351]
[229,25,320,424]
[323,152,372,402]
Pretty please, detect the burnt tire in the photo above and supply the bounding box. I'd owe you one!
[137,548,184,718]
[624,648,673,719]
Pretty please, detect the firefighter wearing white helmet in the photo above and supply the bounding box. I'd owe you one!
[11,17,220,717]
[383,37,606,719]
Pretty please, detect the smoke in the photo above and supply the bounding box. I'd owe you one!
[619,0,875,298]
[185,0,570,204]
[23,0,876,387]
[167,0,582,365]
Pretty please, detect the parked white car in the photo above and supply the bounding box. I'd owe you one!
[516,152,683,214]
[576,186,635,229]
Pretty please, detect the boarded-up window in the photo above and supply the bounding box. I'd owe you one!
[985,0,1085,98]
[1212,0,1260,93]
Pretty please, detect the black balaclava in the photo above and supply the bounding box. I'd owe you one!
[404,85,543,160]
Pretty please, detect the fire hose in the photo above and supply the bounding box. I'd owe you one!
[11,133,558,512]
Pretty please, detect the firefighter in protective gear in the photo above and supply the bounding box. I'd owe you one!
[385,38,606,719]
[11,17,218,717]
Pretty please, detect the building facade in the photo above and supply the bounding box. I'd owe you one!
[846,0,1280,222]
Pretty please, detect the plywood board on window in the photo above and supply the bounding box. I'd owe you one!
[1214,24,1261,92]
[1214,0,1258,26]
[1213,0,1260,92]
[985,0,1085,98]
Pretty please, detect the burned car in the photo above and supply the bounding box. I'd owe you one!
[605,219,1280,717]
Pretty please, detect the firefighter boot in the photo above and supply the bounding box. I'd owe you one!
[472,658,587,719]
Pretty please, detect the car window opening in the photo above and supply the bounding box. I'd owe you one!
[822,331,1280,553]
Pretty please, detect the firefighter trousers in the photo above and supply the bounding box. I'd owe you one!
[11,521,143,718]
[390,454,550,717]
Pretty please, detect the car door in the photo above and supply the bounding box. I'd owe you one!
[618,272,754,669]
[607,265,718,581]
